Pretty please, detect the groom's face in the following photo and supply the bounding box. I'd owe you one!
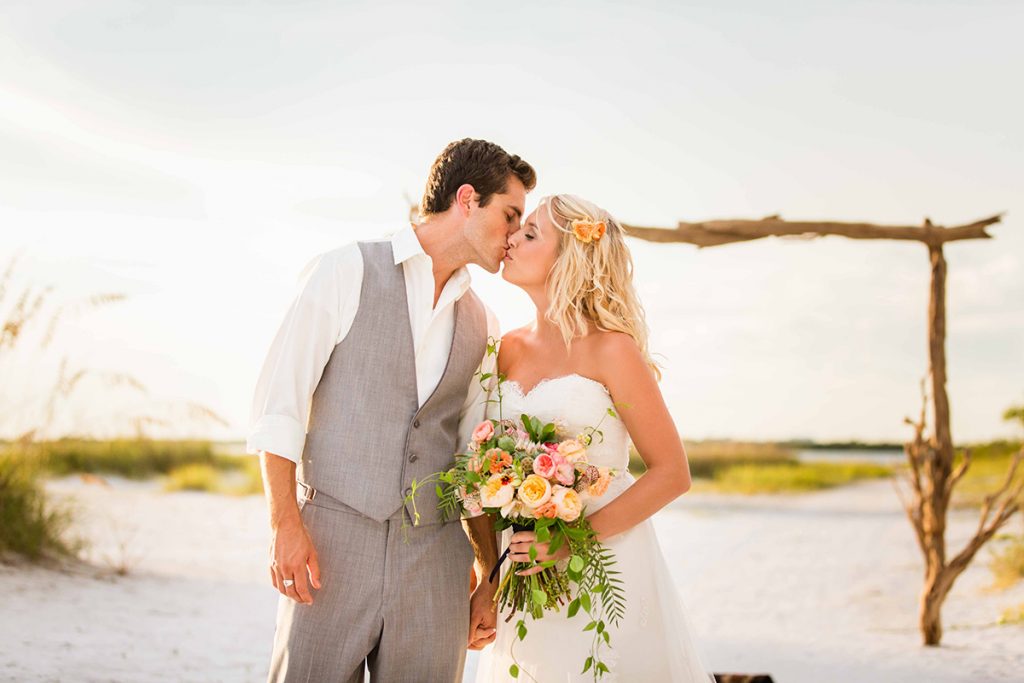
[465,175,527,274]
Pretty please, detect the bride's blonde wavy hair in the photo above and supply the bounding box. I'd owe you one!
[540,194,662,381]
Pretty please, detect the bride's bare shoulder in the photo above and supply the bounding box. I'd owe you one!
[497,326,530,373]
[586,331,648,385]
[588,330,640,357]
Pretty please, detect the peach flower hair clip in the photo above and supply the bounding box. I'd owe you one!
[570,217,607,244]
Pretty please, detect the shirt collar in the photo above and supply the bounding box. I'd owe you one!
[391,223,473,299]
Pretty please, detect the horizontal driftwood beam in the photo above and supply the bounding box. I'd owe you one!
[622,213,1004,248]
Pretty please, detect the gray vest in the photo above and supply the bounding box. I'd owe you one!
[297,240,488,525]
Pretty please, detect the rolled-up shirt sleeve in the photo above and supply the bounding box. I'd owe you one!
[246,245,362,463]
[457,302,501,519]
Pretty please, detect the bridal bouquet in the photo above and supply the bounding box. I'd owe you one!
[405,340,627,681]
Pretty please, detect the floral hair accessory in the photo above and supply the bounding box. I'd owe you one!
[570,217,607,244]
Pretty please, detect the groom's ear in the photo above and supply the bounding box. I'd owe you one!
[455,183,477,217]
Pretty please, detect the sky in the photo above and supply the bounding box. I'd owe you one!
[2,0,1022,444]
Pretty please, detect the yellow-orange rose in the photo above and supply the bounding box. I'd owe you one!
[572,220,595,243]
[517,474,552,508]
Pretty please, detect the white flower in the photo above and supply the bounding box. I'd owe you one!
[480,474,515,509]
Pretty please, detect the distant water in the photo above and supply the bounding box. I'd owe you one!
[795,448,904,465]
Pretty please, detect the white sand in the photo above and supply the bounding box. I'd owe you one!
[1,476,1020,682]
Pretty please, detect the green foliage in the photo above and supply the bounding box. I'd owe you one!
[0,452,78,561]
[705,461,893,494]
[998,602,1024,625]
[27,438,218,479]
[951,440,1024,509]
[163,463,221,493]
[648,440,797,479]
[989,533,1024,590]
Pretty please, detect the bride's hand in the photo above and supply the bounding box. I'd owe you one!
[509,530,571,577]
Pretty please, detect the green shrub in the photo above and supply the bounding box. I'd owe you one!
[163,463,221,492]
[989,534,1024,590]
[33,438,217,479]
[0,452,78,561]
[629,440,796,478]
[951,440,1024,509]
[706,461,893,494]
[164,456,264,495]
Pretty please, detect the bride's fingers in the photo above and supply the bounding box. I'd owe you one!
[509,540,548,554]
[509,549,549,562]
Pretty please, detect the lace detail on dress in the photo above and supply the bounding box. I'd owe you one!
[503,373,610,400]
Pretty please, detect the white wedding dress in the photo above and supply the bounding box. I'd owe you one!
[473,374,715,683]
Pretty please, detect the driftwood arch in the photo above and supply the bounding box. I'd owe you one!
[624,212,1022,646]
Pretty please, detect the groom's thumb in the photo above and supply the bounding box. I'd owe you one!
[308,550,322,589]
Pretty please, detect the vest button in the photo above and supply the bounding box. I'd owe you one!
[413,419,421,428]
[408,453,418,462]
[403,486,412,496]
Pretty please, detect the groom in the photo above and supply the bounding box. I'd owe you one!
[246,138,536,682]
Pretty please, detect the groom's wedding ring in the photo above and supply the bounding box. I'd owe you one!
[282,579,295,588]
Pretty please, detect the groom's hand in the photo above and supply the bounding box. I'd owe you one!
[467,574,498,650]
[269,515,322,605]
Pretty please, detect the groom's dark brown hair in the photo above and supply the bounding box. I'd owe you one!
[419,138,536,217]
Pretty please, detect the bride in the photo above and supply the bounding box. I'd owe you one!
[473,194,714,682]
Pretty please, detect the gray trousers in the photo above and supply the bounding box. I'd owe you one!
[267,489,475,683]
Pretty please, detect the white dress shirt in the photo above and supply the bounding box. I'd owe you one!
[246,224,500,477]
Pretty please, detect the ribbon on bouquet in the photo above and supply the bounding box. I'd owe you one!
[488,523,531,584]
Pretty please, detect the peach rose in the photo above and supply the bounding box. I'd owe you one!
[557,438,587,463]
[552,487,582,522]
[588,467,612,497]
[517,474,553,508]
[471,420,494,444]
[534,500,559,519]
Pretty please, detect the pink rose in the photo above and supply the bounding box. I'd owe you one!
[472,421,494,444]
[532,452,557,479]
[554,459,575,487]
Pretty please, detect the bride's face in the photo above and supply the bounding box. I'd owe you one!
[501,205,560,288]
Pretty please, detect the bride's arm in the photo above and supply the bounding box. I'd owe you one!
[583,332,691,544]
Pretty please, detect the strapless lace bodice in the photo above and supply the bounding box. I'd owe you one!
[490,373,636,512]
